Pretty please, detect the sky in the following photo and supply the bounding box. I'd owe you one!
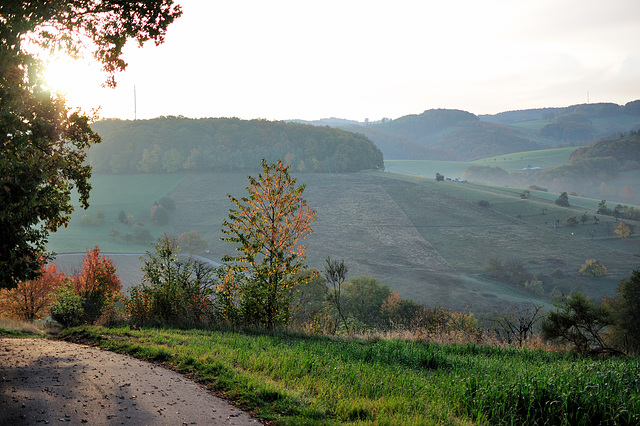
[44,0,640,122]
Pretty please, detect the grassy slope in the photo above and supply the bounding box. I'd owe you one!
[61,326,640,425]
[49,169,639,316]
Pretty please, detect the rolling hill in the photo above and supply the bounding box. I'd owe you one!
[88,116,383,174]
[48,170,640,317]
[295,100,640,162]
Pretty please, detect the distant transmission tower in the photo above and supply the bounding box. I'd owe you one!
[134,84,137,120]
[587,91,589,104]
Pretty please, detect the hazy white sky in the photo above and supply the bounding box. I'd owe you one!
[45,0,640,122]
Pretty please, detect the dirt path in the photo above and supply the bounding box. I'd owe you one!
[0,338,259,425]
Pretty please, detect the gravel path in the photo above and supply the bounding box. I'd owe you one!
[0,338,259,425]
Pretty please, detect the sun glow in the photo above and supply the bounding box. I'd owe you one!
[42,54,108,113]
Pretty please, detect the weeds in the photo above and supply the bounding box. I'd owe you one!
[0,317,58,337]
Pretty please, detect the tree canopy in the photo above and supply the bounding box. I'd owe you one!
[0,1,181,288]
[88,117,384,174]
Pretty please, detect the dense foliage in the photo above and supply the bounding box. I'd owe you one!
[128,235,216,326]
[0,263,67,320]
[0,0,181,288]
[0,247,122,325]
[606,268,640,353]
[570,132,640,168]
[89,117,384,174]
[541,292,614,354]
[71,247,121,323]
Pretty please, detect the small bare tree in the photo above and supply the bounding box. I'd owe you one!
[324,257,349,333]
[494,303,544,347]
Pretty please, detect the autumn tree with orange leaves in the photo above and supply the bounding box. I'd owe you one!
[221,160,316,328]
[0,263,68,320]
[72,247,122,323]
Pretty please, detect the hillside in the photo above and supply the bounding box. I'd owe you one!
[48,171,640,316]
[89,116,383,174]
[570,132,640,166]
[457,134,640,205]
[339,109,543,161]
[482,100,640,143]
[295,100,640,161]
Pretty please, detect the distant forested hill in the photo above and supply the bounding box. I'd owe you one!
[570,132,640,167]
[292,100,640,161]
[482,101,640,144]
[340,109,542,161]
[89,117,384,174]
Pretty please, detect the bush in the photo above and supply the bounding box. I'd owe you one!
[118,210,128,224]
[485,258,536,287]
[132,224,153,242]
[127,234,216,326]
[72,247,122,323]
[177,230,208,254]
[50,284,85,327]
[158,196,176,212]
[0,263,67,320]
[605,268,640,354]
[541,292,613,353]
[524,280,544,296]
[579,259,606,277]
[555,192,570,207]
[566,216,579,226]
[151,205,169,225]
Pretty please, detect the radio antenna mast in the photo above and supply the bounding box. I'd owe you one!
[134,84,137,120]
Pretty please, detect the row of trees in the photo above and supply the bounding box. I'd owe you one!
[597,200,640,221]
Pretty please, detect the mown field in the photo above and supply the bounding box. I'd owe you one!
[49,167,639,316]
[61,325,640,425]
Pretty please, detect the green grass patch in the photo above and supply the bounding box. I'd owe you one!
[47,173,185,253]
[60,326,640,425]
[471,147,576,172]
[384,160,471,179]
[503,119,550,134]
[385,147,575,178]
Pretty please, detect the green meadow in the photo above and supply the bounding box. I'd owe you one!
[61,325,640,425]
[47,173,185,254]
[384,147,576,178]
